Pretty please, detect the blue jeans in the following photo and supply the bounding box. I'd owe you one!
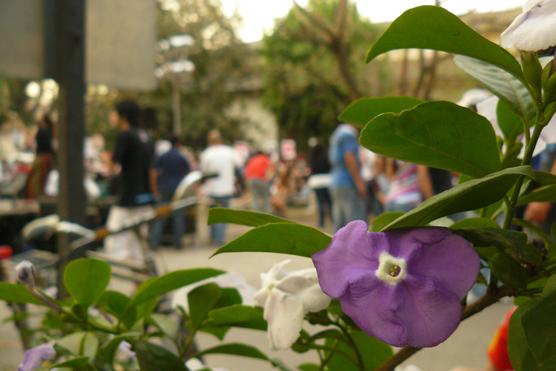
[249,179,270,212]
[150,190,185,249]
[210,195,231,245]
[330,187,367,231]
[314,187,333,228]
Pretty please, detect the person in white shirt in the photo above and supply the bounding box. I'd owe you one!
[200,129,240,245]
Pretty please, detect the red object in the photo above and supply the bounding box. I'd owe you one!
[0,246,13,260]
[487,308,515,371]
[245,154,271,180]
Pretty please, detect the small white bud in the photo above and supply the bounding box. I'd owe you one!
[15,260,36,286]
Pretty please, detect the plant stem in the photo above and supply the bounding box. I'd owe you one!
[334,320,365,370]
[503,123,544,230]
[375,286,512,371]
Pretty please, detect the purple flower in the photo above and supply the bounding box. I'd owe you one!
[18,343,56,371]
[312,221,480,347]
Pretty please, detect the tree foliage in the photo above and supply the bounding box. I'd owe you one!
[260,0,390,144]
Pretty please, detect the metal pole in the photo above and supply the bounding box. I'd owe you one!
[53,0,86,295]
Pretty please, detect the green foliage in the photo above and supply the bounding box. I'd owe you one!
[194,343,269,361]
[205,305,267,330]
[63,258,111,307]
[339,96,422,126]
[208,208,290,227]
[127,268,224,309]
[360,101,501,177]
[214,222,331,257]
[326,330,393,371]
[497,98,524,145]
[381,166,534,230]
[0,283,44,305]
[370,212,404,232]
[135,341,188,371]
[367,6,523,80]
[261,0,389,143]
[454,55,535,121]
[518,184,556,205]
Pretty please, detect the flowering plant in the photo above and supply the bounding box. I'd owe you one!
[206,4,556,370]
[3,3,556,371]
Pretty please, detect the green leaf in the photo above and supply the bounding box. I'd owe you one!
[521,290,556,366]
[0,283,44,305]
[194,343,269,361]
[381,166,534,230]
[360,101,500,177]
[150,314,178,338]
[134,341,187,371]
[206,305,267,330]
[450,217,500,230]
[97,290,129,319]
[367,6,523,79]
[213,222,331,258]
[327,331,393,371]
[63,258,111,307]
[298,364,320,371]
[51,356,89,369]
[497,99,524,144]
[489,252,528,289]
[518,184,556,206]
[339,96,422,126]
[454,55,535,120]
[509,301,543,371]
[370,212,404,232]
[127,268,224,309]
[188,283,224,329]
[208,208,290,226]
[56,331,98,359]
[542,274,556,296]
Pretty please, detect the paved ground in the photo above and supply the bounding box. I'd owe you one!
[0,202,510,370]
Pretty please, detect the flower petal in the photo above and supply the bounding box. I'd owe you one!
[500,0,556,51]
[407,231,480,298]
[313,220,382,297]
[263,289,304,350]
[396,276,463,347]
[339,275,408,346]
[276,269,330,313]
[18,344,56,371]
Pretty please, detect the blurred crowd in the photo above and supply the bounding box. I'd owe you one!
[3,87,556,257]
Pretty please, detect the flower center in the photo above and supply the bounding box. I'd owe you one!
[375,251,407,285]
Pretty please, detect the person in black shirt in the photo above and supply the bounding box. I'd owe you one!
[308,138,333,228]
[104,100,155,261]
[27,114,55,198]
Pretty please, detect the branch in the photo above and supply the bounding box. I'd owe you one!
[376,286,512,371]
[293,1,336,43]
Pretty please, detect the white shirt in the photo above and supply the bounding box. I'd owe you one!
[200,144,240,197]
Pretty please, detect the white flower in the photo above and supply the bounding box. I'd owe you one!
[186,358,228,371]
[254,260,331,350]
[501,0,556,51]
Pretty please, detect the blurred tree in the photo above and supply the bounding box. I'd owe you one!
[261,0,391,145]
[138,0,251,148]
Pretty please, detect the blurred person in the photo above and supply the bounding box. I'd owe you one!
[200,129,240,245]
[328,123,367,231]
[384,160,433,212]
[361,147,384,217]
[271,161,291,217]
[150,136,191,249]
[244,150,272,212]
[307,138,333,228]
[27,114,55,198]
[104,100,155,261]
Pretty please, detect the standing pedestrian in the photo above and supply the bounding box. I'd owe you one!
[27,114,55,198]
[200,129,240,245]
[244,150,272,212]
[308,138,332,228]
[150,136,190,249]
[328,123,367,231]
[104,100,155,261]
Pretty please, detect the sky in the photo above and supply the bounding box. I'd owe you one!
[221,0,525,43]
